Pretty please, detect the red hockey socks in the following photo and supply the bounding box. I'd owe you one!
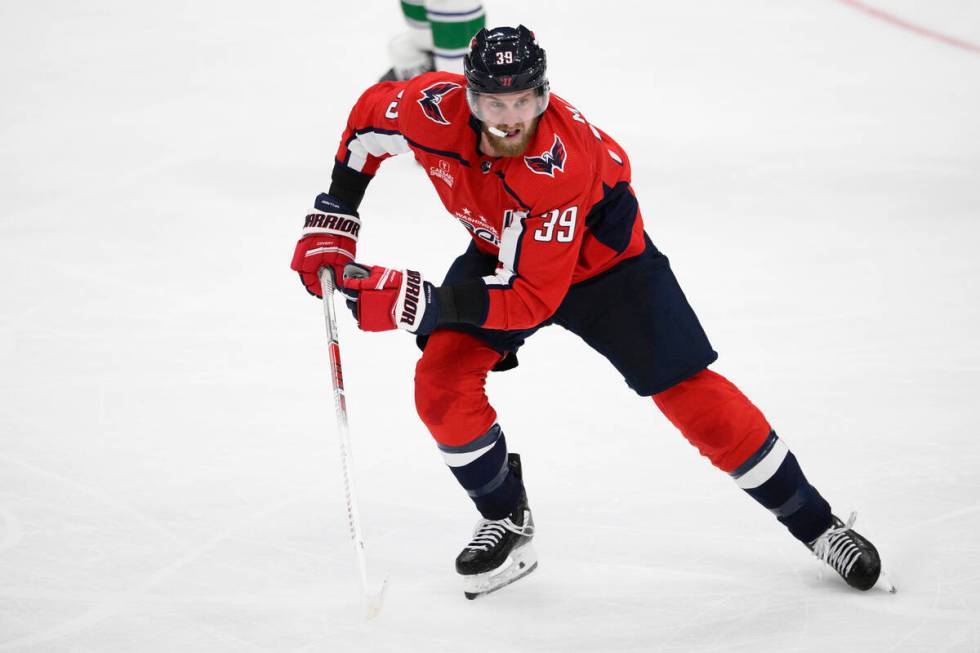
[654,369,832,543]
[415,331,524,519]
[415,330,501,446]
[652,369,771,472]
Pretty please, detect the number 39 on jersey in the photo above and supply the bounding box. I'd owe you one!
[534,206,578,242]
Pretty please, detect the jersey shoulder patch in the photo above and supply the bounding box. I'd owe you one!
[403,72,467,128]
[397,72,474,162]
[417,80,463,125]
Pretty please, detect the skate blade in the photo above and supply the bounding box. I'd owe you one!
[877,569,897,594]
[365,575,389,619]
[462,544,538,600]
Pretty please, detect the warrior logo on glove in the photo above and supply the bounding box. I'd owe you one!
[290,193,360,297]
[400,270,423,326]
[303,212,361,238]
[341,264,440,336]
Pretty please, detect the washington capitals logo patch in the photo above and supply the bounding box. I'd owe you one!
[417,82,461,125]
[524,135,567,177]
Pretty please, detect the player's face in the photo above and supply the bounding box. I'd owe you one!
[476,90,542,157]
[477,89,541,126]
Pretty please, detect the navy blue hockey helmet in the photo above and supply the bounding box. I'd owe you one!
[463,25,550,120]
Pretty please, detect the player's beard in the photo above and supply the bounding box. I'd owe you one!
[482,117,539,157]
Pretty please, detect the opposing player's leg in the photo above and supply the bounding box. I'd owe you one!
[555,236,885,591]
[426,0,485,73]
[381,0,485,81]
[380,0,434,82]
[415,329,537,598]
[381,31,434,82]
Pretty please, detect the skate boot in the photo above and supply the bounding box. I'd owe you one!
[808,512,887,591]
[379,32,434,81]
[455,454,537,599]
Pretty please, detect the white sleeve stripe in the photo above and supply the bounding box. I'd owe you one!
[344,130,411,172]
[347,149,368,173]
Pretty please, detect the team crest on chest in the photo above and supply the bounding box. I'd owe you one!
[418,82,461,125]
[524,134,567,177]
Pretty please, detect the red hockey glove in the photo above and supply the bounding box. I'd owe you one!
[341,263,440,335]
[290,193,361,297]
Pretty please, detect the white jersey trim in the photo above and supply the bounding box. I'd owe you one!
[482,269,514,287]
[483,211,526,288]
[346,130,411,173]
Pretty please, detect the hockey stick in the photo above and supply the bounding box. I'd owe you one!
[319,267,388,618]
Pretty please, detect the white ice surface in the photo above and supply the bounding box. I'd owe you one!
[2,1,979,651]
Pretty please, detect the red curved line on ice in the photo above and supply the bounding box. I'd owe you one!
[838,0,980,55]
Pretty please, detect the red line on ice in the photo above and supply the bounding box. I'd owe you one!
[837,0,980,55]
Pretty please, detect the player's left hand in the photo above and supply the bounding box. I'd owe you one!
[290,193,360,298]
[341,263,440,335]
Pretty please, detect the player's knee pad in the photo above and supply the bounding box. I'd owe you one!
[653,369,771,472]
[415,330,501,447]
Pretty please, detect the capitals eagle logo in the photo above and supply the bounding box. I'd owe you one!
[417,82,461,125]
[524,135,567,177]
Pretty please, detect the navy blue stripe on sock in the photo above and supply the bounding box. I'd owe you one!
[437,423,501,454]
[730,430,778,479]
[738,442,833,543]
[440,425,524,520]
[467,457,510,498]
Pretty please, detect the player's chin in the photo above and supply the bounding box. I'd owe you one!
[489,127,533,157]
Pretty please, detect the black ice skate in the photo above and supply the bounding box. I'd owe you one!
[455,455,537,600]
[808,512,894,592]
[379,51,434,82]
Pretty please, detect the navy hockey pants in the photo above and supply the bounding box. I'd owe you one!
[420,234,718,397]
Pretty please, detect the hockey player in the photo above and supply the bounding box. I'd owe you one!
[292,25,889,599]
[381,0,486,81]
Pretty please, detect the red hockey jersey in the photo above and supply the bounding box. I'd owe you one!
[334,72,647,331]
